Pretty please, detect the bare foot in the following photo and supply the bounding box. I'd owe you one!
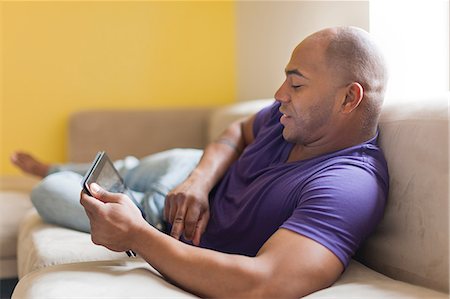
[10,152,51,178]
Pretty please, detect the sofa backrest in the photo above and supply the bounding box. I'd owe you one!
[356,93,449,292]
[207,99,275,141]
[68,108,211,162]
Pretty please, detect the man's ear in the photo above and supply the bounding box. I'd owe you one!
[341,82,364,113]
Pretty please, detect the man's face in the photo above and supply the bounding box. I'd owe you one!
[274,37,344,146]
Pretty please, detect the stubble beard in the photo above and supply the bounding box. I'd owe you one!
[282,99,335,146]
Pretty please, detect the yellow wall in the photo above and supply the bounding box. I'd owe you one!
[1,1,236,175]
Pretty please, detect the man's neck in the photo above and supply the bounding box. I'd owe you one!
[286,127,377,163]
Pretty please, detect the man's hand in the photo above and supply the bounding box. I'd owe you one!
[163,116,256,246]
[80,183,148,252]
[164,175,210,246]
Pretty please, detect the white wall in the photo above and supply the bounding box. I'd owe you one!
[236,1,369,101]
[370,0,449,99]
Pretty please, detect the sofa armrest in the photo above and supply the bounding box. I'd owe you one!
[207,99,274,142]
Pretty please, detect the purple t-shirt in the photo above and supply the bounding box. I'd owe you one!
[200,101,389,267]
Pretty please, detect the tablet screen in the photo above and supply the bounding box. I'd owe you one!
[82,151,126,196]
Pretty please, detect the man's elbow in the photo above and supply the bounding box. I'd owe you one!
[243,265,341,299]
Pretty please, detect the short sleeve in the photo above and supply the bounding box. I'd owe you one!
[253,101,280,138]
[280,163,387,267]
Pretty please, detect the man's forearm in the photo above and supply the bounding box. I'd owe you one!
[190,119,249,192]
[131,224,268,298]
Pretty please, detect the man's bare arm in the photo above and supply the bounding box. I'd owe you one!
[164,114,256,244]
[131,225,342,298]
[80,187,343,298]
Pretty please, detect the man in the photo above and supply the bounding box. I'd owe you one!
[13,26,388,297]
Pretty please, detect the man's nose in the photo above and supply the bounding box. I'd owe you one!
[274,81,289,103]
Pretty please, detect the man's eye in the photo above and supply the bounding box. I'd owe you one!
[292,85,302,89]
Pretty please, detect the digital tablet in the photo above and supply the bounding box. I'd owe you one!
[81,151,141,257]
[82,151,128,197]
[81,151,144,215]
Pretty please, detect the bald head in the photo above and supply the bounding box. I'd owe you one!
[310,27,387,97]
[307,26,388,128]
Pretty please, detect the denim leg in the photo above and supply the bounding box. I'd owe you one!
[31,171,91,232]
[32,150,202,233]
[31,171,146,233]
[122,149,203,231]
[123,148,203,192]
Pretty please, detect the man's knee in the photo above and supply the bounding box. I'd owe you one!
[31,171,83,205]
[30,171,90,232]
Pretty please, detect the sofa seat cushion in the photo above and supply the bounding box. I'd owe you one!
[0,190,33,278]
[12,259,447,299]
[17,210,124,278]
[0,191,33,259]
[306,260,448,298]
[13,258,196,299]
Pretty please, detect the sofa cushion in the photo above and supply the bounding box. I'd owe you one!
[17,210,124,278]
[356,93,449,292]
[0,191,33,278]
[13,258,196,299]
[12,259,447,299]
[306,260,448,298]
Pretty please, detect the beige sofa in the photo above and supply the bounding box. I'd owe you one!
[1,95,448,298]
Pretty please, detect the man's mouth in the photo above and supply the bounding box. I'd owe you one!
[279,107,292,118]
[280,113,291,125]
[279,108,289,117]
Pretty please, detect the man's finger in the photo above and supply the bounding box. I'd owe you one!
[89,183,120,203]
[80,191,104,212]
[169,194,183,224]
[192,212,210,246]
[170,207,187,240]
[183,206,201,241]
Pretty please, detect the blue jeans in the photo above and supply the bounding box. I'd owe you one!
[31,149,203,233]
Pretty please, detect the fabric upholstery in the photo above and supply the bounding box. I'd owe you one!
[207,98,274,141]
[305,260,448,298]
[17,210,124,278]
[12,259,447,299]
[13,258,196,299]
[68,108,211,163]
[0,191,33,278]
[356,94,449,292]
